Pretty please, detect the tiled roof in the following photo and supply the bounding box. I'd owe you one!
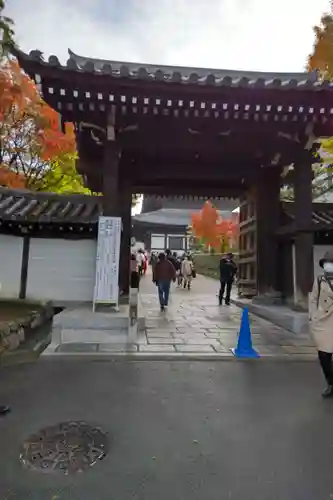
[133,208,234,227]
[0,188,234,227]
[280,202,333,233]
[0,187,102,224]
[14,48,327,90]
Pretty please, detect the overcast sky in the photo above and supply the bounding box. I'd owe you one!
[5,0,331,72]
[6,0,330,211]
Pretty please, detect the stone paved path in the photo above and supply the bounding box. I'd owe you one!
[50,271,316,359]
[135,271,316,359]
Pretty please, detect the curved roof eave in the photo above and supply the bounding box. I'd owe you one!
[67,48,316,83]
[12,47,326,90]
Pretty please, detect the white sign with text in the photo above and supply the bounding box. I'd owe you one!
[93,216,121,309]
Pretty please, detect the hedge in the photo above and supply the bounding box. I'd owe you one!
[193,253,239,280]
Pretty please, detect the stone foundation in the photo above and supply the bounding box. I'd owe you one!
[0,300,54,355]
[231,297,309,335]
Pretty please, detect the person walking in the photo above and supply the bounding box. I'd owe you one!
[136,249,144,277]
[130,253,140,290]
[165,249,177,271]
[181,255,194,290]
[142,252,148,276]
[176,255,183,287]
[153,252,176,311]
[219,252,237,305]
[309,251,333,398]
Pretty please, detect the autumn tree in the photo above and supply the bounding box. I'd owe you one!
[308,2,333,79]
[191,201,221,250]
[288,4,333,201]
[0,59,90,193]
[191,201,239,251]
[217,214,239,252]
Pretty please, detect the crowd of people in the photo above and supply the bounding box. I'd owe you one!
[152,250,197,311]
[130,248,238,312]
[130,248,197,311]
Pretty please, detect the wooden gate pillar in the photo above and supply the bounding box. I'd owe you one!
[102,106,120,216]
[101,106,132,297]
[293,155,313,310]
[238,190,257,298]
[119,177,132,296]
[255,166,282,299]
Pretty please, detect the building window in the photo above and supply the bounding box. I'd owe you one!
[168,236,184,251]
[151,235,165,250]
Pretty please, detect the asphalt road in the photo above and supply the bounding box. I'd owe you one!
[0,358,330,500]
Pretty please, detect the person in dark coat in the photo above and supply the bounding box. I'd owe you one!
[153,253,176,311]
[219,253,237,306]
[165,249,177,270]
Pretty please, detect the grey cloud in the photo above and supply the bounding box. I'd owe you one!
[5,0,331,71]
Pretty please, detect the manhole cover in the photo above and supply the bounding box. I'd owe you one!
[20,421,108,474]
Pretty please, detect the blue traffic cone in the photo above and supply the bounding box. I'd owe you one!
[231,307,259,358]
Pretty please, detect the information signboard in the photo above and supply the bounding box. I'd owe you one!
[93,216,121,310]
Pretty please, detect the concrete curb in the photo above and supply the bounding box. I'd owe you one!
[197,273,310,336]
[230,297,309,335]
[40,349,317,362]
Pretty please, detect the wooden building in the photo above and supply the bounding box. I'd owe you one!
[1,185,333,308]
[13,48,333,310]
[132,195,236,253]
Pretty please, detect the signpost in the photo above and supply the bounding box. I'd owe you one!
[93,216,121,312]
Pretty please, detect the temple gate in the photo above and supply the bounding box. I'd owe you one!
[14,48,333,310]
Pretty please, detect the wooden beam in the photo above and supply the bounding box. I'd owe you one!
[102,106,121,215]
[31,67,333,110]
[132,165,260,182]
[293,154,313,309]
[119,178,132,295]
[255,166,282,296]
[19,235,30,299]
[135,184,242,198]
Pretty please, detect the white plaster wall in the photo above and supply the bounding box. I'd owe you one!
[0,234,23,298]
[26,238,97,303]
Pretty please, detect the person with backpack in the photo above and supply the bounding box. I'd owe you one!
[309,250,333,398]
[181,254,195,290]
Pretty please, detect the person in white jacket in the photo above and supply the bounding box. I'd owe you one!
[309,250,333,398]
[181,256,194,290]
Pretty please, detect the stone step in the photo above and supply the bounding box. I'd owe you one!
[61,328,129,344]
[53,304,145,331]
[48,327,141,348]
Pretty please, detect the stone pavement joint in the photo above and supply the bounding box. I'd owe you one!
[43,272,317,360]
